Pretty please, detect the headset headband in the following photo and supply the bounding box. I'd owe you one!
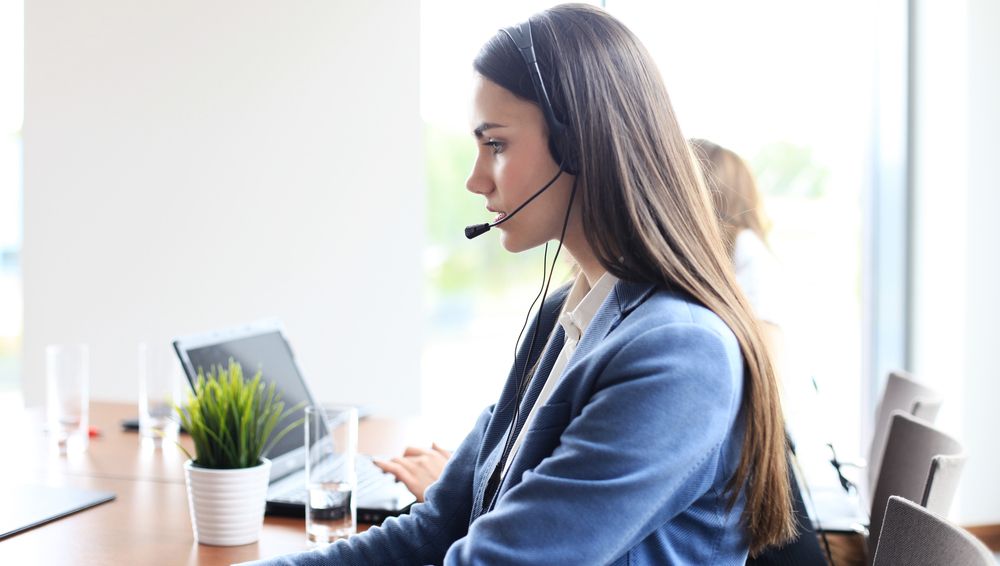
[501,22,568,138]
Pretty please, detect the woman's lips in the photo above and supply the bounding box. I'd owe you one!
[487,205,508,224]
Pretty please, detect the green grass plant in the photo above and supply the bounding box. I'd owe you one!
[175,359,304,469]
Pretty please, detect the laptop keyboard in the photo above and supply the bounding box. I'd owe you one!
[268,454,399,504]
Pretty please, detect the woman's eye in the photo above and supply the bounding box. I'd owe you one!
[483,139,505,155]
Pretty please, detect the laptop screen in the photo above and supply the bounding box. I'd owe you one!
[181,330,311,462]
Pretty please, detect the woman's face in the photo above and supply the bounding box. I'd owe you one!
[466,75,577,253]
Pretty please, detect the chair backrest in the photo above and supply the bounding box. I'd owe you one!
[867,370,943,500]
[873,496,994,566]
[921,454,966,514]
[867,412,965,564]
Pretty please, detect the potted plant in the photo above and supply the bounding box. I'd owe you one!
[175,359,303,546]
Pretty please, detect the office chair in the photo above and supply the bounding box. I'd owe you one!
[864,371,942,506]
[865,412,965,565]
[872,496,993,566]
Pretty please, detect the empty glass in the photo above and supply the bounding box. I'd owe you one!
[304,405,358,545]
[46,344,90,454]
[138,342,183,444]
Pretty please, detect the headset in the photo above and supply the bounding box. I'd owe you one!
[465,19,580,514]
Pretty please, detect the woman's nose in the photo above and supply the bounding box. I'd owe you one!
[465,160,493,195]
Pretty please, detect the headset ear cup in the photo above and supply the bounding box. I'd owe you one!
[549,129,578,175]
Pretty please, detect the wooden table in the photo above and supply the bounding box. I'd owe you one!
[0,401,420,565]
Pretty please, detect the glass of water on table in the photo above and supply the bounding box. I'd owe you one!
[304,404,358,545]
[137,342,183,445]
[46,344,90,454]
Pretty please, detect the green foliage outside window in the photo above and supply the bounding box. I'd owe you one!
[751,141,830,199]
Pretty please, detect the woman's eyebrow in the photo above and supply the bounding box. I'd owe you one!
[473,122,506,138]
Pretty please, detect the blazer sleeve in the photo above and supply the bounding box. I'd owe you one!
[444,322,743,565]
[242,405,493,566]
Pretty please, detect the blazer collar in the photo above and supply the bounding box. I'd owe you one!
[612,279,659,317]
[570,278,657,358]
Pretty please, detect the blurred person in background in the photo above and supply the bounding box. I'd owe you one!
[692,138,784,374]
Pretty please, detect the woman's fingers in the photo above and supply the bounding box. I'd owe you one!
[431,443,453,458]
[374,445,454,503]
[374,458,416,487]
[403,446,429,457]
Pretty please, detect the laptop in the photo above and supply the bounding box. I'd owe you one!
[172,320,415,524]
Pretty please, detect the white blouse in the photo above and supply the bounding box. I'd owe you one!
[732,229,783,326]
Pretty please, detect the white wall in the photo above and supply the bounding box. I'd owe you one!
[23,1,424,416]
[911,0,1000,525]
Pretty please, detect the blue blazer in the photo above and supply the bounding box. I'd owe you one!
[251,279,749,565]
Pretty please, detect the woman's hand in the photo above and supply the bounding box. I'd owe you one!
[374,443,453,502]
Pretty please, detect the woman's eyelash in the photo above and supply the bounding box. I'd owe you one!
[482,139,505,154]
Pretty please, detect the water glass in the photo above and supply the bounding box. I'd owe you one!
[46,344,90,454]
[304,404,358,545]
[138,342,184,443]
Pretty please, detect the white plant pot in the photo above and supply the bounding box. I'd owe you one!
[184,458,272,546]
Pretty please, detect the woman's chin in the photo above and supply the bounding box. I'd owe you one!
[499,235,524,253]
[499,232,546,254]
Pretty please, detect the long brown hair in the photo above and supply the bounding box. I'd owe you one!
[475,4,794,554]
[692,138,771,258]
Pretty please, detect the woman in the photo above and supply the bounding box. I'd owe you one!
[252,4,793,564]
[379,142,788,504]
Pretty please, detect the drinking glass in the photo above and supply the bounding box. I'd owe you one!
[304,405,358,545]
[46,344,90,454]
[138,342,183,444]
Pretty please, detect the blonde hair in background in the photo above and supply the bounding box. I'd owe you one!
[691,138,771,258]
